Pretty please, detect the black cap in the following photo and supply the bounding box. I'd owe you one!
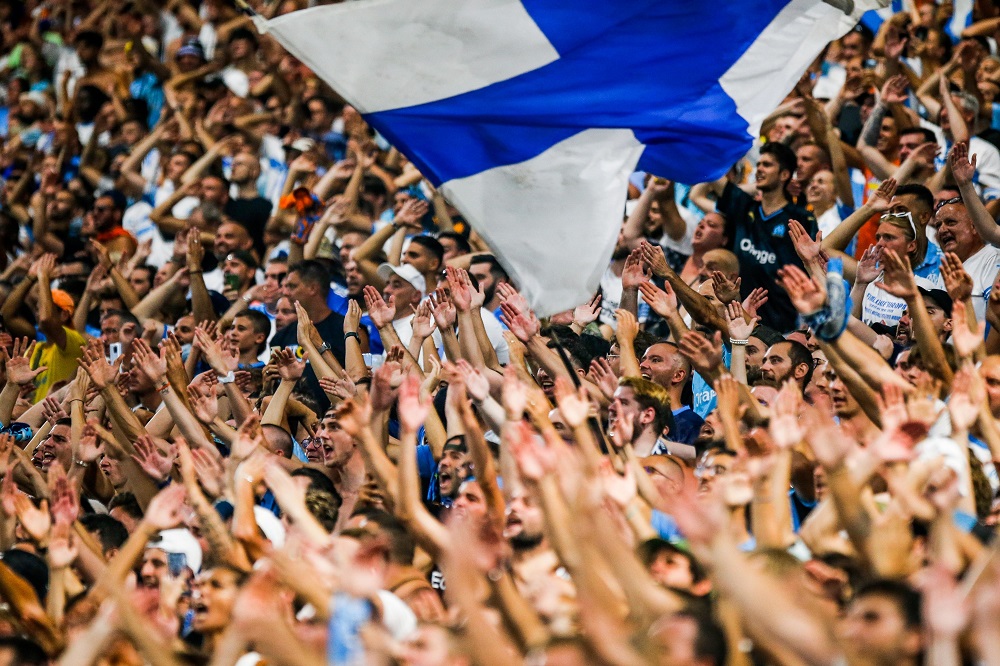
[917,287,953,315]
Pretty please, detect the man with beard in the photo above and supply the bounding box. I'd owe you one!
[760,339,814,391]
[82,192,137,263]
[609,377,676,458]
[401,235,444,293]
[469,254,511,319]
[31,186,83,259]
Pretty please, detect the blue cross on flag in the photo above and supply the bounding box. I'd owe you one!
[257,0,883,315]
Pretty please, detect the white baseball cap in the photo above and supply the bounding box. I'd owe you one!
[377,262,426,297]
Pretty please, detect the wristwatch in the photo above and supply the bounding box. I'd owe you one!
[316,342,331,355]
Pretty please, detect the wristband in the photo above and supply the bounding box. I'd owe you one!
[74,459,90,468]
[344,331,360,343]
[316,342,331,355]
[217,371,236,384]
[189,270,203,275]
[729,338,749,346]
[242,293,253,304]
[155,381,170,393]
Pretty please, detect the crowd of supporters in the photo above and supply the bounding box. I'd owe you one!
[6,1,1000,665]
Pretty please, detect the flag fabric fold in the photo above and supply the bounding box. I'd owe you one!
[257,0,884,315]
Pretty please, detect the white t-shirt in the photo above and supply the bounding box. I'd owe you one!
[861,274,946,328]
[963,244,1000,322]
[660,205,698,257]
[816,205,844,239]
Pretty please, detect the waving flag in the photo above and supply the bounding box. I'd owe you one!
[257,0,883,315]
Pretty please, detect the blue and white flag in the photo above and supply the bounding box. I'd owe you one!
[258,0,883,315]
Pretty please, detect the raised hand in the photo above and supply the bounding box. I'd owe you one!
[496,282,529,315]
[143,483,187,531]
[3,340,43,386]
[131,435,176,483]
[874,250,917,300]
[453,360,489,402]
[678,330,724,376]
[446,266,474,313]
[949,141,976,187]
[345,299,362,334]
[507,419,557,482]
[573,293,602,328]
[777,265,827,314]
[614,308,638,344]
[788,219,822,265]
[75,425,103,465]
[587,357,618,401]
[47,521,78,570]
[948,366,982,432]
[621,248,651,289]
[553,376,590,428]
[337,393,373,438]
[363,285,396,329]
[397,374,429,432]
[770,380,804,448]
[499,301,540,343]
[868,178,897,214]
[78,342,118,390]
[130,339,167,384]
[951,300,985,360]
[394,199,429,230]
[411,300,435,341]
[710,271,742,305]
[939,251,973,303]
[638,240,670,277]
[855,245,882,285]
[726,301,757,341]
[880,73,908,103]
[193,327,237,375]
[638,280,678,319]
[714,374,741,425]
[14,494,50,545]
[273,347,306,382]
[430,289,457,330]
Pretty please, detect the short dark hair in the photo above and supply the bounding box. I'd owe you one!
[80,514,129,554]
[291,467,339,499]
[103,309,139,330]
[288,260,331,298]
[261,424,293,458]
[470,254,509,283]
[75,30,104,50]
[779,339,814,386]
[108,492,143,521]
[898,127,937,145]
[234,309,271,352]
[0,636,48,666]
[409,235,445,267]
[853,579,922,628]
[360,510,416,565]
[437,231,471,255]
[760,142,797,188]
[894,183,935,216]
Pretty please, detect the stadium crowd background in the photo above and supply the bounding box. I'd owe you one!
[2,1,1000,665]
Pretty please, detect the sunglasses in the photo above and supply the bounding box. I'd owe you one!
[934,197,962,212]
[879,210,917,238]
